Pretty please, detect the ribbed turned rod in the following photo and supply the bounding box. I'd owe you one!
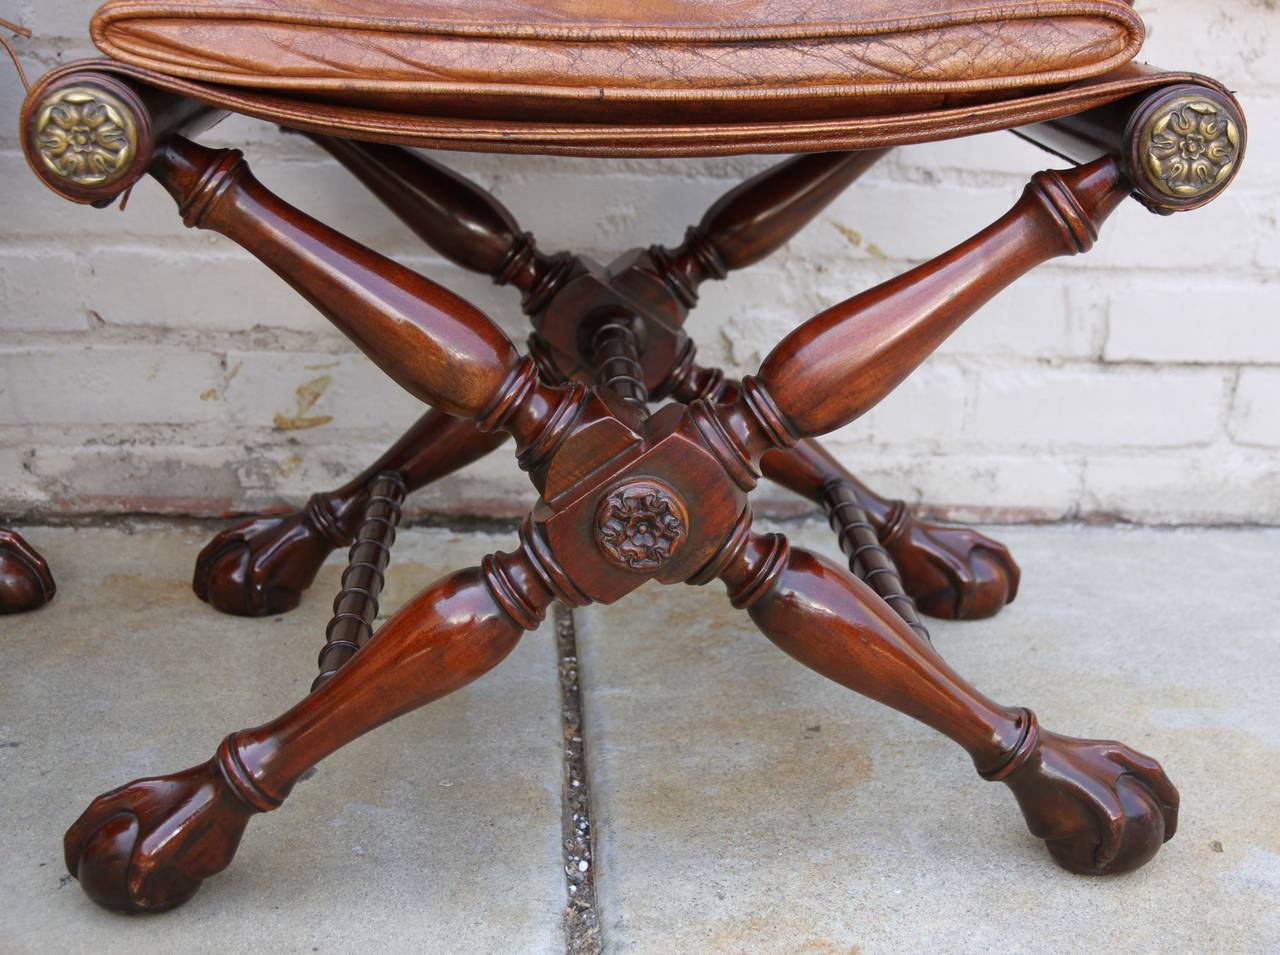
[591,318,649,407]
[821,481,931,644]
[313,472,408,691]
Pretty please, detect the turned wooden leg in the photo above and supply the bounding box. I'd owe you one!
[0,528,56,615]
[720,531,1177,875]
[762,440,1020,619]
[666,353,1018,622]
[66,540,555,912]
[194,409,508,617]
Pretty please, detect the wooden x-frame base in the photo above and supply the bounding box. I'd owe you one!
[15,70,1246,915]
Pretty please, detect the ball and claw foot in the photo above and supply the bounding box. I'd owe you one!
[193,495,347,617]
[881,506,1021,620]
[0,529,56,615]
[64,747,257,913]
[985,710,1179,875]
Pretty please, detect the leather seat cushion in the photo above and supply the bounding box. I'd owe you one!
[90,0,1145,123]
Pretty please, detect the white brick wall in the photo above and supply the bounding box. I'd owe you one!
[1,1,1277,526]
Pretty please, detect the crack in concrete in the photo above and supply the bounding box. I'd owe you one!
[556,604,602,955]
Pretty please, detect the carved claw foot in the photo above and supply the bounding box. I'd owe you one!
[880,504,1021,620]
[194,495,349,617]
[64,745,258,913]
[0,529,56,615]
[984,710,1179,875]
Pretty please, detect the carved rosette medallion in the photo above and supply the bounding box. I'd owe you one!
[1141,94,1240,200]
[594,479,689,572]
[32,86,138,188]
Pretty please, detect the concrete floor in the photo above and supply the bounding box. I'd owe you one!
[1,521,1277,954]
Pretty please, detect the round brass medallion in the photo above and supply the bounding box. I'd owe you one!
[32,85,138,189]
[1140,93,1240,200]
[594,479,689,573]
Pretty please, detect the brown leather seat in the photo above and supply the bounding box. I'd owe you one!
[91,0,1146,124]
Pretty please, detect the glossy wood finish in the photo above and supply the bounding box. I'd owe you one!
[195,141,941,617]
[152,137,528,421]
[19,69,223,206]
[590,318,649,408]
[720,531,1177,875]
[818,481,931,643]
[749,157,1130,442]
[194,408,507,616]
[0,528,56,615]
[1021,81,1248,214]
[304,133,573,314]
[656,149,889,307]
[762,439,1021,620]
[66,542,557,912]
[37,81,1219,914]
[665,361,1021,621]
[313,472,407,690]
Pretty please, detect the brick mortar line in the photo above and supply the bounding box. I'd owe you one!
[6,512,1280,534]
[0,241,1274,284]
[555,604,603,955]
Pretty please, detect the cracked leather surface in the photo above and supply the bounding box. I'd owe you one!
[23,58,1233,159]
[90,0,1146,123]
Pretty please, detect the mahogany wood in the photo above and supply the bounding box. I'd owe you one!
[818,482,931,643]
[66,542,557,912]
[667,364,1021,620]
[194,408,507,616]
[18,57,1240,913]
[1019,82,1247,214]
[20,70,222,206]
[656,149,889,308]
[194,140,953,617]
[0,528,56,615]
[303,133,574,313]
[313,472,407,691]
[590,318,649,408]
[719,530,1177,875]
[745,157,1130,444]
[762,438,1021,620]
[151,137,527,422]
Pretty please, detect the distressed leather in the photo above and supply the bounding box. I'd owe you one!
[29,58,1229,159]
[90,0,1146,123]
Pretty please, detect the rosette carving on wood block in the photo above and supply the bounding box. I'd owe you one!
[594,480,688,572]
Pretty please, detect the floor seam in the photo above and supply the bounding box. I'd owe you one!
[555,603,603,955]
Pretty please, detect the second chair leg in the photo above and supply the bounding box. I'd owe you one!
[195,409,509,617]
[762,440,1021,620]
[67,541,555,912]
[720,532,1177,876]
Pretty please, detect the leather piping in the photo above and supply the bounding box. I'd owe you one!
[22,59,1234,159]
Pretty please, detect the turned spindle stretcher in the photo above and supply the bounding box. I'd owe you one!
[14,0,1246,917]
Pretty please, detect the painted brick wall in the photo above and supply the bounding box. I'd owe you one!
[1,1,1276,526]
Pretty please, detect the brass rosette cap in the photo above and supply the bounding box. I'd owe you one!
[21,71,152,205]
[1124,84,1246,214]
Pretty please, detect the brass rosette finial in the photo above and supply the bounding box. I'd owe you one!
[33,85,138,188]
[22,72,152,204]
[1126,85,1245,212]
[1143,95,1239,198]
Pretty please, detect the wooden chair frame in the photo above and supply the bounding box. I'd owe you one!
[14,64,1247,914]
